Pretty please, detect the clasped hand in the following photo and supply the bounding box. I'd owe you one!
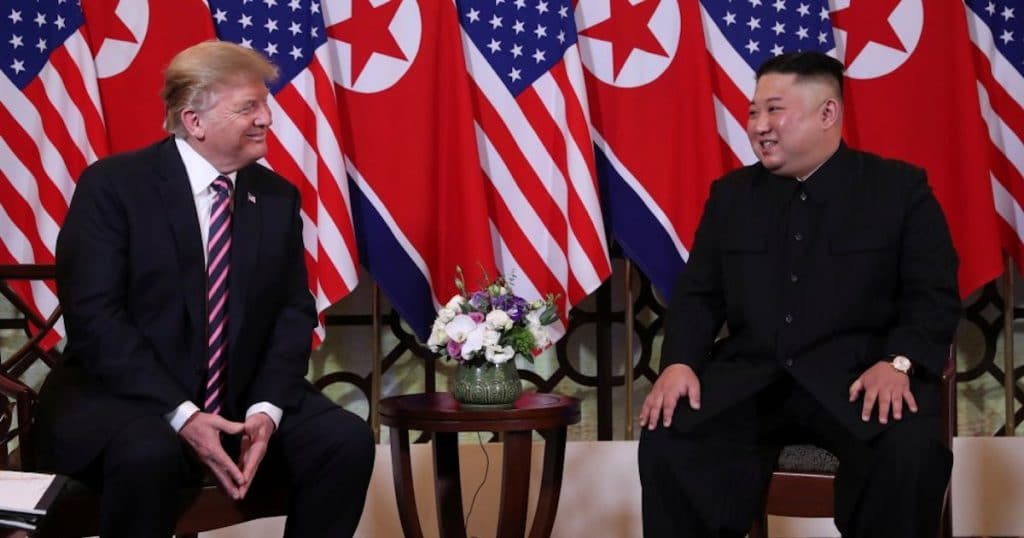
[178,412,275,500]
[849,361,917,424]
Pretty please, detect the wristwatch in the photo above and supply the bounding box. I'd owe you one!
[890,355,913,375]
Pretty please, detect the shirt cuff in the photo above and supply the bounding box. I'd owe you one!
[165,401,200,433]
[246,402,283,430]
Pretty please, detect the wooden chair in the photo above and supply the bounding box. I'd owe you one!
[748,349,956,538]
[0,264,288,537]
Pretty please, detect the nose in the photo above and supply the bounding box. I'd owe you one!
[254,102,272,128]
[752,113,770,135]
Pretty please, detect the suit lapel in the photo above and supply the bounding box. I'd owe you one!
[228,169,261,353]
[155,138,205,333]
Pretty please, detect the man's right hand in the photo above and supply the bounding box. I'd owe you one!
[179,412,246,499]
[639,363,701,430]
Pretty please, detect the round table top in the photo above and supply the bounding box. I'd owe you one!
[379,392,581,433]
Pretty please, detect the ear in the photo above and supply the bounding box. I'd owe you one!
[181,108,205,140]
[820,98,840,130]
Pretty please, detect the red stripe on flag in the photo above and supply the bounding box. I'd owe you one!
[0,104,70,226]
[0,171,56,267]
[49,46,107,157]
[22,80,88,183]
[469,82,569,251]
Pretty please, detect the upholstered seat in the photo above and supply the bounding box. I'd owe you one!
[749,350,956,538]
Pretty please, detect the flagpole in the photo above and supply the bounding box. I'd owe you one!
[372,283,382,444]
[624,259,635,441]
[1004,255,1016,436]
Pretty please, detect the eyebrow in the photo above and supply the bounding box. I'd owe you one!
[749,97,783,105]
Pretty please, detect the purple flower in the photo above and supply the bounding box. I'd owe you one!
[469,291,490,310]
[446,340,463,360]
[506,296,529,322]
[468,311,485,323]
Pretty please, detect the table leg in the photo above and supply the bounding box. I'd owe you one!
[529,427,568,538]
[389,427,424,538]
[497,430,532,538]
[433,431,467,538]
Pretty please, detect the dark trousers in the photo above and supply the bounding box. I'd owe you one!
[638,377,951,538]
[74,397,375,538]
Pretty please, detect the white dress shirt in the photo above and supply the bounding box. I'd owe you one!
[165,137,282,432]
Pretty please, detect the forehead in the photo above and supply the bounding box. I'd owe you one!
[752,72,803,102]
[209,76,269,104]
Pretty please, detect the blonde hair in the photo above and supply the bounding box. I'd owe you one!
[161,40,279,137]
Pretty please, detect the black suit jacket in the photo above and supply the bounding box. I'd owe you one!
[36,137,331,473]
[661,144,961,440]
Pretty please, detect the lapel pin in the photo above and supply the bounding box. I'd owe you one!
[247,192,256,204]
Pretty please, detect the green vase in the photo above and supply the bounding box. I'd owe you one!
[451,357,523,409]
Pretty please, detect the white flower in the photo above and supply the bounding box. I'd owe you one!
[525,310,542,326]
[485,344,516,364]
[528,322,551,348]
[462,325,486,357]
[483,329,501,347]
[485,310,513,331]
[437,307,457,323]
[445,295,466,310]
[445,315,477,343]
[426,326,449,352]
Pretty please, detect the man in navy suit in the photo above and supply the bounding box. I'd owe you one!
[36,41,374,537]
[638,52,960,537]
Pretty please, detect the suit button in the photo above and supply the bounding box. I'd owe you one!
[790,273,799,283]
[793,232,803,241]
[785,358,794,367]
[799,192,807,201]
[784,313,793,324]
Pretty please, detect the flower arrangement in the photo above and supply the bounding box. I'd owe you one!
[427,269,559,365]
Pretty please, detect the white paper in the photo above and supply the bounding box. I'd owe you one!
[0,471,56,515]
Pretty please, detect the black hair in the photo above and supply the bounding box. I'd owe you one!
[755,51,845,100]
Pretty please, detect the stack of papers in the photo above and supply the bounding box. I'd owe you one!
[0,471,66,531]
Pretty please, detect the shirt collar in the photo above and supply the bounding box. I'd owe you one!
[792,142,848,204]
[174,136,237,196]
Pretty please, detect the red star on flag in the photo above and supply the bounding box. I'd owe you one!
[85,0,138,55]
[579,0,668,80]
[831,0,907,65]
[327,0,408,83]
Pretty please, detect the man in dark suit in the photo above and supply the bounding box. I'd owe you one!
[35,41,374,537]
[638,51,960,537]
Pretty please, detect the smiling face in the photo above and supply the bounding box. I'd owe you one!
[181,76,272,173]
[746,72,841,178]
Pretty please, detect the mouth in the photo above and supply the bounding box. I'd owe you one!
[246,132,266,142]
[758,140,777,153]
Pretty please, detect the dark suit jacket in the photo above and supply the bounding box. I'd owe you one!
[661,144,961,440]
[36,137,332,473]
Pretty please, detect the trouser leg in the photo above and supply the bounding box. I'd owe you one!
[812,411,951,538]
[638,402,782,537]
[257,395,375,538]
[84,414,195,538]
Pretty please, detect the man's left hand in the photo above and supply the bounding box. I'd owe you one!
[237,412,275,498]
[848,361,917,424]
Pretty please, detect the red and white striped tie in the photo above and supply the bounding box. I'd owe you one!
[205,176,232,414]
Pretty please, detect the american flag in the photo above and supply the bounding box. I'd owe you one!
[0,0,107,344]
[457,0,612,325]
[965,1,1024,272]
[700,0,835,165]
[210,0,358,345]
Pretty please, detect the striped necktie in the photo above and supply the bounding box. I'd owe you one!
[205,176,232,414]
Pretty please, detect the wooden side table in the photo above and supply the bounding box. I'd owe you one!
[379,392,580,538]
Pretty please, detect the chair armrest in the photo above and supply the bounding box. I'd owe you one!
[0,373,34,470]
